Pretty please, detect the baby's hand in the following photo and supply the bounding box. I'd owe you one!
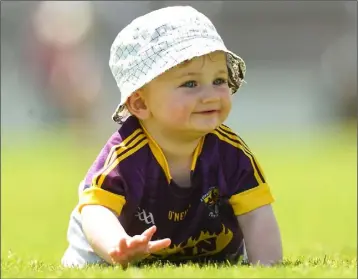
[108,226,171,267]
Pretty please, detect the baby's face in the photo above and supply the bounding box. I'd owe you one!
[143,51,232,134]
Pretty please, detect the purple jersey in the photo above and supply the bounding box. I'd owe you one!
[78,116,274,263]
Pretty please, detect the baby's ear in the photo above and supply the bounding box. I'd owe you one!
[126,90,150,120]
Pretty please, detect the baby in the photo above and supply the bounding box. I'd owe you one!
[62,6,282,268]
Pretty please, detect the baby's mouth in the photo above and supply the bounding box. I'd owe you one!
[195,110,220,115]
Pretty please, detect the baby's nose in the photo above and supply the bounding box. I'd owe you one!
[201,88,221,103]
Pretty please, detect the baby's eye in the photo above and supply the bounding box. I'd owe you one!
[213,78,228,86]
[180,80,198,88]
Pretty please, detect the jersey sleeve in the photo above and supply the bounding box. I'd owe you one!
[77,132,128,216]
[226,137,274,216]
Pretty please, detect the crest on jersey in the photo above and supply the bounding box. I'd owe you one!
[201,187,220,218]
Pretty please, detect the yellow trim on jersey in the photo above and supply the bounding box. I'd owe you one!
[95,137,148,188]
[104,129,143,167]
[78,187,126,216]
[229,183,274,215]
[191,137,205,171]
[139,121,204,183]
[91,129,144,188]
[149,139,171,183]
[219,125,250,150]
[140,124,172,182]
[211,130,265,185]
[218,126,250,152]
[217,126,266,180]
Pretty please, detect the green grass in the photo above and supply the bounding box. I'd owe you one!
[1,125,357,278]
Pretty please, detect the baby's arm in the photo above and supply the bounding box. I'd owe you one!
[81,205,128,264]
[224,132,282,265]
[236,204,282,266]
[82,205,170,266]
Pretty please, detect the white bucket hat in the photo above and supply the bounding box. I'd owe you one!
[109,5,246,124]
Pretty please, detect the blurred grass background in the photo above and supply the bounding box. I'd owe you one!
[1,123,356,264]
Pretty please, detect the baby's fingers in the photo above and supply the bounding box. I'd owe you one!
[119,237,129,253]
[148,238,171,253]
[127,235,148,249]
[108,238,127,256]
[108,238,128,260]
[141,226,157,240]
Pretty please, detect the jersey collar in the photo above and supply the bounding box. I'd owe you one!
[139,121,204,183]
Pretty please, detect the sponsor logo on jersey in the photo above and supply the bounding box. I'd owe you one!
[168,204,191,222]
[135,207,155,225]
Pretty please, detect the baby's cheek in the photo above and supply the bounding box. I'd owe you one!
[221,93,232,112]
[165,103,191,123]
[168,108,188,123]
